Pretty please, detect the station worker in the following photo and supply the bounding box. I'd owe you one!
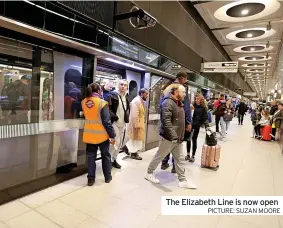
[82,82,116,186]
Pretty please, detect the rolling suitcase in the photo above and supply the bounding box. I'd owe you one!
[261,125,272,141]
[201,145,221,171]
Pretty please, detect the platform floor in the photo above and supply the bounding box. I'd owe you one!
[0,118,282,228]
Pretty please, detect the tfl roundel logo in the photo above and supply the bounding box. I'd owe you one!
[85,100,95,108]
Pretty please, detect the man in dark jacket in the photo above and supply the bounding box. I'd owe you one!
[270,100,278,140]
[160,72,192,173]
[270,101,278,116]
[145,84,196,189]
[105,79,130,169]
[236,99,247,125]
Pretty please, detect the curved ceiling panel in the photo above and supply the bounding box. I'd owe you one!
[242,63,270,68]
[193,0,283,99]
[238,55,272,61]
[234,44,273,53]
[226,28,276,41]
[214,0,280,23]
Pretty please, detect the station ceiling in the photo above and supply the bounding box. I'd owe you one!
[192,0,283,99]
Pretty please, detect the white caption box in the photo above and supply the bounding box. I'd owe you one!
[162,196,283,216]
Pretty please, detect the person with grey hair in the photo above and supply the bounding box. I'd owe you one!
[102,80,113,101]
[125,88,149,160]
[106,79,130,169]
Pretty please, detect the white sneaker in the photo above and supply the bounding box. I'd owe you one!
[220,137,226,142]
[178,180,197,189]
[145,173,160,184]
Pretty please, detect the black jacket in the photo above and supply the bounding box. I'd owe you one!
[273,110,283,129]
[270,105,278,116]
[192,104,209,128]
[236,102,247,115]
[101,105,116,139]
[106,91,130,123]
[159,96,185,143]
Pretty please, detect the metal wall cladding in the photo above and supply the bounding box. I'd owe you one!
[131,1,226,63]
[116,1,202,73]
[125,1,252,92]
[59,1,114,28]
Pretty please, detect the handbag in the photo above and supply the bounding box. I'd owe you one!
[223,113,233,121]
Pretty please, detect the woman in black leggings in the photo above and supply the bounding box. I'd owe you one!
[185,94,209,163]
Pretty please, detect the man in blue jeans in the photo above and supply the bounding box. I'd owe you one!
[160,72,192,173]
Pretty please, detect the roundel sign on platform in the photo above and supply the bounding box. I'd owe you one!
[85,100,95,108]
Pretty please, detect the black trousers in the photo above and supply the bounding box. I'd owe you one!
[215,115,220,132]
[254,125,263,136]
[86,140,112,181]
[162,152,175,167]
[187,127,200,157]
[271,128,277,140]
[238,114,244,124]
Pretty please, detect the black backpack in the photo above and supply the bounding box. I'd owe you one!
[205,129,217,146]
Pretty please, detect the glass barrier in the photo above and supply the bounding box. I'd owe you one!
[146,75,171,149]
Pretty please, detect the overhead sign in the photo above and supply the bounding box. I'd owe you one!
[243,92,257,97]
[201,61,238,73]
[203,62,238,69]
[112,36,159,67]
[203,68,238,73]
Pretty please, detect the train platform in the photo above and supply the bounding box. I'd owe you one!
[0,118,282,228]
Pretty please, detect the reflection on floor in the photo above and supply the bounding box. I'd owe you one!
[0,118,282,228]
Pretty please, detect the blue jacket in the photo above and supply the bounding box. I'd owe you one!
[160,82,192,126]
[102,87,111,101]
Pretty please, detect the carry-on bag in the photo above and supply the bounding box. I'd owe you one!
[205,129,217,146]
[261,125,272,141]
[201,144,221,171]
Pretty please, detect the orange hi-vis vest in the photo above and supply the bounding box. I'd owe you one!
[82,97,109,144]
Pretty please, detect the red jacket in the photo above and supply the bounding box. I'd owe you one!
[213,99,221,109]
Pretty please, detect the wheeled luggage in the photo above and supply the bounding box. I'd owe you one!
[261,125,272,141]
[201,145,221,171]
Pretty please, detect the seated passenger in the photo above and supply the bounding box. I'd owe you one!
[254,110,270,139]
[251,109,261,137]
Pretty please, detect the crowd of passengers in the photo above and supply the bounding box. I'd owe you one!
[251,100,283,141]
[80,71,283,189]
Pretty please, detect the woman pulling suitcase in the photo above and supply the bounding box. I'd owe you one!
[185,94,209,163]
